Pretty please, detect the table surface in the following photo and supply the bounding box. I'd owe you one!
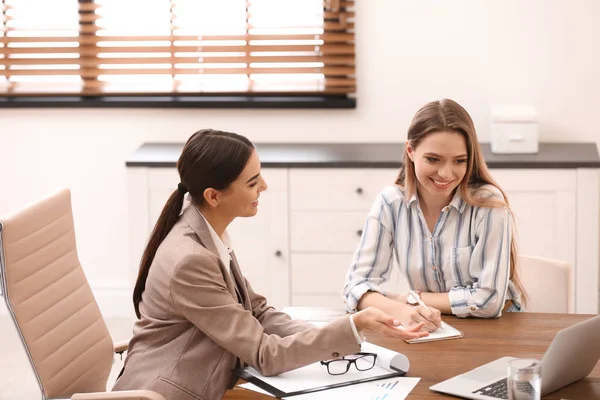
[224,312,600,399]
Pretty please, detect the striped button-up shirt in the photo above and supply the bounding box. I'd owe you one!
[343,184,522,318]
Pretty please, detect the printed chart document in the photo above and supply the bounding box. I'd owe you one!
[402,321,463,343]
[240,376,421,399]
[234,342,410,398]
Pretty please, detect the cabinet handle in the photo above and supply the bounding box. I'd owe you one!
[356,230,363,237]
[275,250,282,257]
[356,187,364,194]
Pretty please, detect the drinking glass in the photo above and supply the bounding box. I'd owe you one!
[507,358,542,400]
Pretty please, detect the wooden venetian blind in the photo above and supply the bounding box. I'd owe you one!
[0,0,355,97]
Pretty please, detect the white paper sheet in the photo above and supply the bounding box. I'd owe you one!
[240,377,421,399]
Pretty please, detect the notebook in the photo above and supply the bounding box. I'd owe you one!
[400,321,463,343]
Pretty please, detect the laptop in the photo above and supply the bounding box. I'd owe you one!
[430,315,600,399]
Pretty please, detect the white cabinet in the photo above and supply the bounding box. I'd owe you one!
[289,169,406,308]
[492,169,599,314]
[492,170,577,269]
[129,166,599,314]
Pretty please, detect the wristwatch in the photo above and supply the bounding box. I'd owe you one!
[406,292,419,305]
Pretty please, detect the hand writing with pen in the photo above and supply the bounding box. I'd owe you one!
[389,290,442,332]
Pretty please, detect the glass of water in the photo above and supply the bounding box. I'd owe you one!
[507,358,542,400]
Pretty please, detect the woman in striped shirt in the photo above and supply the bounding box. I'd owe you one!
[344,99,528,331]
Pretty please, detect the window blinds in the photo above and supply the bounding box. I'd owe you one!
[0,0,355,97]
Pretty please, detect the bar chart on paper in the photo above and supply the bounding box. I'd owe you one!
[360,377,419,400]
[370,379,400,400]
[372,379,401,399]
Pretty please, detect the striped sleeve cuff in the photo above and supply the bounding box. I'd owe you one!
[344,282,387,312]
[449,287,480,317]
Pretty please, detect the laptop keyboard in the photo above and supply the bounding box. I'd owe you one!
[472,378,537,399]
[472,378,508,399]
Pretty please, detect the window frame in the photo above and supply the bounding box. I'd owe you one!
[0,0,356,109]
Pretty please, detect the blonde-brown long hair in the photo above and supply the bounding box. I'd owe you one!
[396,99,528,309]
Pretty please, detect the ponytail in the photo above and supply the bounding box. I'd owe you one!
[133,189,186,318]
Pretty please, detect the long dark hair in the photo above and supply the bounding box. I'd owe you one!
[133,128,254,318]
[396,99,529,308]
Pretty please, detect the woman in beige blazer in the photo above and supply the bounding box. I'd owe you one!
[113,129,430,400]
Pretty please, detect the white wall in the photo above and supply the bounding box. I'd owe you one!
[0,0,598,318]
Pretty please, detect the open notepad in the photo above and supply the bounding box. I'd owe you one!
[400,321,463,343]
[234,342,410,398]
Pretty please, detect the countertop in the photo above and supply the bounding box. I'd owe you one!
[125,142,600,169]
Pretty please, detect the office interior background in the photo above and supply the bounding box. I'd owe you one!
[1,0,599,320]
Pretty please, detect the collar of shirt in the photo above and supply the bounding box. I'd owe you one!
[196,210,233,268]
[407,189,466,213]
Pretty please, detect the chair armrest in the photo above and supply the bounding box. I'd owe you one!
[72,390,166,400]
[113,340,129,354]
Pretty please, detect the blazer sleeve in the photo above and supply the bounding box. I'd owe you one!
[170,252,360,377]
[244,277,318,337]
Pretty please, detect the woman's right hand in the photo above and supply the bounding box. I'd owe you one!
[352,307,429,340]
[399,304,442,332]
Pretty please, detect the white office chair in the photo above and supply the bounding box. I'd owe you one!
[518,255,572,313]
[0,188,165,400]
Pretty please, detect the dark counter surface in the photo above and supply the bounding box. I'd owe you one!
[126,142,600,169]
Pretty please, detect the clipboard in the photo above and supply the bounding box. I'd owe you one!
[234,365,405,398]
[233,343,410,398]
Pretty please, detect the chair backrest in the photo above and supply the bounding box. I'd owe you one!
[0,188,114,399]
[519,255,572,313]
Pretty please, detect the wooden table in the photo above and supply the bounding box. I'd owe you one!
[224,313,600,399]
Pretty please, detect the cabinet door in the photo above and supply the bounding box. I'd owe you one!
[291,254,408,308]
[491,169,577,312]
[288,168,404,308]
[143,168,290,309]
[491,169,577,268]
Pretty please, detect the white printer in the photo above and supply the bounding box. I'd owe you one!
[490,105,538,154]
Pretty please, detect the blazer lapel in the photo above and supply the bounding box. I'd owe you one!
[230,251,251,310]
[182,204,239,301]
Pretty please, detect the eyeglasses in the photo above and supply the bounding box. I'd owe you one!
[320,352,378,375]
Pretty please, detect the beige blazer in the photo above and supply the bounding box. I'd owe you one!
[113,204,360,400]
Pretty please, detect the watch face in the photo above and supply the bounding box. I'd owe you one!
[407,292,418,305]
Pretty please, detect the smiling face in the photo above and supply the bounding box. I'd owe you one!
[406,131,468,204]
[217,149,268,218]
